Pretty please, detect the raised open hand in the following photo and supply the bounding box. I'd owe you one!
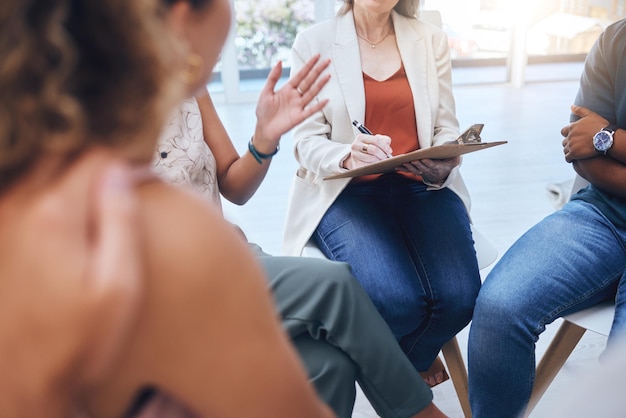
[252,54,331,154]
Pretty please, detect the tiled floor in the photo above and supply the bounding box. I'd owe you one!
[216,62,609,417]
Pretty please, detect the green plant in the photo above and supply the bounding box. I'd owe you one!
[234,0,314,69]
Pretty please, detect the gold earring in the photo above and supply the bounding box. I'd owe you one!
[181,53,203,85]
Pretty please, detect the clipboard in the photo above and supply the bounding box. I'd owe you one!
[324,124,507,180]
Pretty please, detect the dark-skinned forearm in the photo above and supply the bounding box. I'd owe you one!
[573,157,626,198]
[605,128,626,164]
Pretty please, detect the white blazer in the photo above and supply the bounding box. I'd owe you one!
[282,10,472,256]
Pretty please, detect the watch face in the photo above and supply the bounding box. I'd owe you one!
[593,130,613,152]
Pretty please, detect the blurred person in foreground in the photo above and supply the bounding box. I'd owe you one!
[0,0,334,417]
[0,163,140,417]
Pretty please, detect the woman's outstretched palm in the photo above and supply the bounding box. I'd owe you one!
[255,55,331,145]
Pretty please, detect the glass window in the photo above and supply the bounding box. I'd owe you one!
[527,0,623,57]
[233,0,314,92]
[212,0,626,102]
[423,0,512,62]
[424,0,625,62]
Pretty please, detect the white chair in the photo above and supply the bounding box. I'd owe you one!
[525,175,617,416]
[303,224,497,418]
[526,302,615,416]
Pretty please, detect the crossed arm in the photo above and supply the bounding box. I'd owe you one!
[561,104,626,198]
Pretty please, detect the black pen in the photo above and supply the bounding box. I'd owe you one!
[352,120,373,135]
[352,120,392,158]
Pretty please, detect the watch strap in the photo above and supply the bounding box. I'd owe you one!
[604,123,618,134]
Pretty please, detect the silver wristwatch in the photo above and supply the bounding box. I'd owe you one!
[592,124,618,154]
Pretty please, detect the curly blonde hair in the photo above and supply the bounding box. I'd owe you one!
[337,0,420,18]
[0,0,179,190]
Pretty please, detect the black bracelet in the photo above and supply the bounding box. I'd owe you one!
[248,137,279,164]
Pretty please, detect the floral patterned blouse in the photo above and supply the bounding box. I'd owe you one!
[152,97,221,210]
[131,98,220,418]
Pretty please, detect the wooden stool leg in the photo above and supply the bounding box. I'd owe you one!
[524,320,586,417]
[442,337,472,418]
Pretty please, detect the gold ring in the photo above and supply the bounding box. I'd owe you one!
[297,86,304,95]
[362,144,368,153]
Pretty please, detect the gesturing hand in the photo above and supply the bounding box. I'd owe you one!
[252,54,331,154]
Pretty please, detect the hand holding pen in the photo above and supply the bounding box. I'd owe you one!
[342,120,393,170]
[352,120,374,136]
[353,120,393,157]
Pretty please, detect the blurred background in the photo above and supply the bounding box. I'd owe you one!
[209,0,625,102]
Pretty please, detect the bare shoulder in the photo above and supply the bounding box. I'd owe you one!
[84,180,279,417]
[136,180,269,316]
[137,180,259,293]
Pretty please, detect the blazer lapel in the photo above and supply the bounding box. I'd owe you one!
[333,11,366,124]
[393,12,433,149]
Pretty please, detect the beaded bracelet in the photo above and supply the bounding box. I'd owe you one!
[248,137,279,164]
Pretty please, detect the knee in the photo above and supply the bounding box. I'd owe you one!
[472,285,528,333]
[449,283,479,312]
[436,278,480,326]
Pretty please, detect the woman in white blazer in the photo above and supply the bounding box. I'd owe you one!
[284,0,481,381]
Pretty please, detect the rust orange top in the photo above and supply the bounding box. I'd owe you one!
[356,64,421,182]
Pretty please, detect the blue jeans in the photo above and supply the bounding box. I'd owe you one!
[313,174,481,371]
[468,200,626,417]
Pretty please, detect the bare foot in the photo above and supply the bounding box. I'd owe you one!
[419,356,450,387]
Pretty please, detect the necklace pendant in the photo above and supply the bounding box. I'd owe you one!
[371,44,376,49]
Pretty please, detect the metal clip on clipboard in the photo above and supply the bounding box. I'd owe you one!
[457,123,484,144]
